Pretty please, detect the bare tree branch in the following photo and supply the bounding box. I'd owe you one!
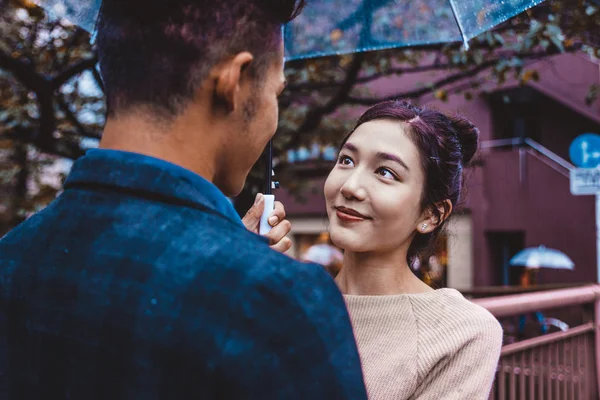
[285,52,365,150]
[4,128,85,160]
[91,65,105,93]
[37,93,55,148]
[347,59,498,105]
[52,56,98,89]
[345,49,570,105]
[56,95,102,139]
[59,29,86,68]
[0,49,46,92]
[287,63,457,92]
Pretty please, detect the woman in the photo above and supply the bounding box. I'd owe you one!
[324,100,502,399]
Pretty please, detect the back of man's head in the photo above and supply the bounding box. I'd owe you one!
[96,0,304,119]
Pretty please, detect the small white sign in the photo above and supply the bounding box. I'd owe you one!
[570,168,600,195]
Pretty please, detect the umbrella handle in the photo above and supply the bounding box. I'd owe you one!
[259,194,275,235]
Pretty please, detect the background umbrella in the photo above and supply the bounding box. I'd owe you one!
[510,245,575,270]
[510,245,573,336]
[31,0,547,226]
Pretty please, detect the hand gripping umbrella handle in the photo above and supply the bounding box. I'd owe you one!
[259,194,275,235]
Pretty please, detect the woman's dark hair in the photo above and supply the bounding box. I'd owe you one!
[341,100,479,264]
[96,0,305,118]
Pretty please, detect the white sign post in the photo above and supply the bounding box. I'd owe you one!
[570,168,600,283]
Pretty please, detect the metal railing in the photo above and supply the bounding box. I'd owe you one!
[523,138,575,172]
[473,285,600,399]
[480,137,575,178]
[460,283,594,298]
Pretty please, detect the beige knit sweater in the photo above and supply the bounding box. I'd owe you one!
[344,288,503,400]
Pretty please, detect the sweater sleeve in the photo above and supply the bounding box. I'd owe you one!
[411,316,503,400]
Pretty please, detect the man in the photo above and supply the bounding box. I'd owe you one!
[0,1,367,398]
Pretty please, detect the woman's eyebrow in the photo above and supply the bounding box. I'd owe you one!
[342,143,409,171]
[342,143,358,152]
[376,152,410,171]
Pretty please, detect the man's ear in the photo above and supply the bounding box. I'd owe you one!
[213,52,254,112]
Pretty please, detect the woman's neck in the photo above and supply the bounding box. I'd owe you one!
[335,250,433,296]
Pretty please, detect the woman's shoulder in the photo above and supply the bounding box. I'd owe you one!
[407,288,503,381]
[411,288,503,342]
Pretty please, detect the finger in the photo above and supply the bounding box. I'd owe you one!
[241,193,265,229]
[268,201,287,227]
[270,237,292,253]
[242,193,265,221]
[265,219,291,245]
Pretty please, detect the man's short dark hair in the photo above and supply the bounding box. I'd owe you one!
[96,0,305,118]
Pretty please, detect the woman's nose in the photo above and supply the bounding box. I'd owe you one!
[340,171,367,201]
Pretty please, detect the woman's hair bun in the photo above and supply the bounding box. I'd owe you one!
[449,115,479,165]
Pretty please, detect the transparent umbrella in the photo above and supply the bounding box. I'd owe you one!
[510,245,575,270]
[34,0,546,59]
[285,0,546,59]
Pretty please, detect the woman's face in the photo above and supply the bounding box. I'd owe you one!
[324,119,427,253]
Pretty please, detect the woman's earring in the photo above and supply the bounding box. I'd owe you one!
[421,223,428,232]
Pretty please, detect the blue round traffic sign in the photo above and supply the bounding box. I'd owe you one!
[569,133,600,168]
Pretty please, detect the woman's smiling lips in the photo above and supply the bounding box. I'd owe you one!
[335,206,371,222]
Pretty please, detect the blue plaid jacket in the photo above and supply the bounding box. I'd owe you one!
[0,150,366,400]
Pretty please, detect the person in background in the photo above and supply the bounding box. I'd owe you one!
[0,1,367,399]
[517,268,547,335]
[322,100,503,399]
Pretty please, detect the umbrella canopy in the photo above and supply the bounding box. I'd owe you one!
[34,0,546,59]
[509,246,575,270]
[286,0,545,59]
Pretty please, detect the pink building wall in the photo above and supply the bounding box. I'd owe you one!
[466,150,597,285]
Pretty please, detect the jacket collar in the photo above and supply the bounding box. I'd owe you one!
[64,149,244,227]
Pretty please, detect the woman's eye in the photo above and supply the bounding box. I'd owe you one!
[376,167,398,181]
[338,156,354,166]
